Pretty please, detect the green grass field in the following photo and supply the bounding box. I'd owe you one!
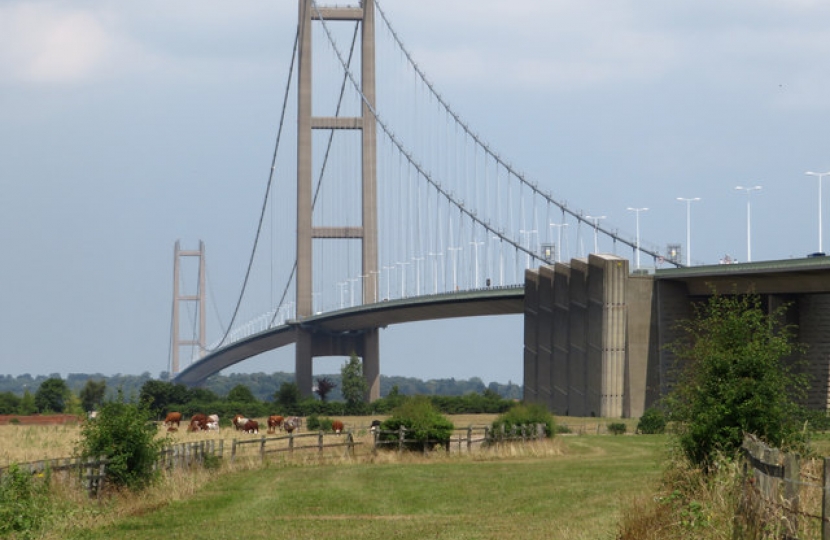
[64,435,668,540]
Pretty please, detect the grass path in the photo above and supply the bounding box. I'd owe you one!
[66,435,668,540]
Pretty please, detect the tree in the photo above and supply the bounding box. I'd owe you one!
[666,292,808,467]
[76,393,165,490]
[341,353,368,410]
[79,379,107,412]
[18,389,36,415]
[227,384,257,403]
[34,377,69,413]
[314,377,336,402]
[0,392,20,414]
[275,382,301,410]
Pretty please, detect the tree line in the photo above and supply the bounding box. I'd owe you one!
[0,354,519,418]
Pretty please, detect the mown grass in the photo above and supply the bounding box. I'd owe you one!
[57,435,667,540]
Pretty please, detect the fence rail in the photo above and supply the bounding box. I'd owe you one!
[0,456,109,498]
[742,433,830,540]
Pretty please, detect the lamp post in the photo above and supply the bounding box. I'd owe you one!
[469,240,483,288]
[806,171,830,254]
[626,207,648,269]
[676,197,701,266]
[448,246,462,290]
[548,222,569,262]
[585,215,606,254]
[735,185,762,262]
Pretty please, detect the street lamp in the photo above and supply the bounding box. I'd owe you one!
[469,240,483,288]
[806,171,830,254]
[585,215,606,254]
[626,207,648,270]
[735,185,762,262]
[548,222,569,262]
[676,197,701,266]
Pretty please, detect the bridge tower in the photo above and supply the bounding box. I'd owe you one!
[296,0,380,400]
[170,240,206,378]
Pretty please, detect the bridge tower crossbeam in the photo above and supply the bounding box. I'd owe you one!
[296,0,380,400]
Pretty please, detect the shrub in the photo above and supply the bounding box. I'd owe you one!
[0,463,51,537]
[491,403,555,438]
[76,396,166,490]
[637,407,667,434]
[378,396,454,451]
[305,415,333,432]
[666,292,808,467]
[608,422,627,435]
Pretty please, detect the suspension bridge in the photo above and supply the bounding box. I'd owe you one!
[169,0,684,410]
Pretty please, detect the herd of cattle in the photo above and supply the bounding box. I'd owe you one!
[162,412,306,434]
[162,412,381,435]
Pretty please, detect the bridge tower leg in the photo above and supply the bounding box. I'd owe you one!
[170,240,206,378]
[296,0,380,401]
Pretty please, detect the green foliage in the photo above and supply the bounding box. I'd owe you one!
[0,463,52,537]
[637,407,667,434]
[34,377,70,413]
[608,422,627,435]
[0,390,21,414]
[80,379,107,413]
[341,353,368,411]
[666,292,808,467]
[378,396,454,451]
[491,402,555,438]
[226,384,257,403]
[77,395,166,490]
[306,414,333,432]
[275,382,301,411]
[19,389,37,415]
[139,380,192,417]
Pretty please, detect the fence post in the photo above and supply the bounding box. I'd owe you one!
[467,426,472,452]
[231,439,237,464]
[259,436,266,462]
[318,431,324,454]
[345,432,354,458]
[289,432,294,455]
[783,451,799,538]
[398,427,405,453]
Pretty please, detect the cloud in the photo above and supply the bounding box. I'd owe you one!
[0,3,119,84]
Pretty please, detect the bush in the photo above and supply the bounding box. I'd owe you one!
[637,407,667,434]
[491,403,555,438]
[378,396,454,452]
[76,396,166,490]
[305,414,333,432]
[666,293,808,467]
[608,422,627,435]
[0,463,52,537]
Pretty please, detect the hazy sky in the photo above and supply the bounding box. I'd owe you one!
[2,1,830,385]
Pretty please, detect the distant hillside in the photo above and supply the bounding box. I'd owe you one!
[0,372,523,402]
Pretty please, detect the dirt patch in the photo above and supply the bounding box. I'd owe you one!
[0,414,82,426]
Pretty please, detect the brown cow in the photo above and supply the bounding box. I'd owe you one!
[331,420,344,434]
[243,419,259,434]
[164,411,182,427]
[232,414,248,431]
[189,413,208,432]
[267,415,284,434]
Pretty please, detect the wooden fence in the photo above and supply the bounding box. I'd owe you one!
[0,456,109,498]
[373,423,547,454]
[742,434,830,540]
[230,431,359,463]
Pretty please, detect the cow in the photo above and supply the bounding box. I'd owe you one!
[370,419,381,432]
[267,415,284,434]
[164,411,182,427]
[206,414,220,431]
[243,419,259,434]
[189,413,208,432]
[331,420,345,434]
[232,414,248,431]
[284,418,297,434]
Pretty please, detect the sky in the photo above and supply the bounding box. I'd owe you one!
[2,1,830,386]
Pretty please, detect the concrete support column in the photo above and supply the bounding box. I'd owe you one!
[551,263,571,415]
[523,269,540,403]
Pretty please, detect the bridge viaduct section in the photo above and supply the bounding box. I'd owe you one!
[523,256,830,417]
